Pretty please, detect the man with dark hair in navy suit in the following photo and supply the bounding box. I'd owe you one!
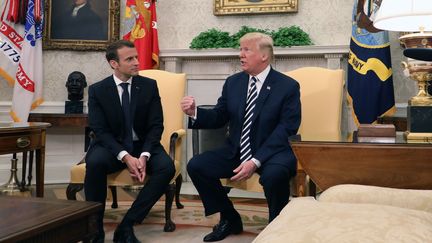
[181,32,301,242]
[85,40,174,243]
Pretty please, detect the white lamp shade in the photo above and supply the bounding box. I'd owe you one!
[373,0,432,32]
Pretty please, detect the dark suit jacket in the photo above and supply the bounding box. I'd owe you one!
[190,68,301,168]
[88,75,164,157]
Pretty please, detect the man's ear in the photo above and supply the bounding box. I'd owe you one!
[109,60,118,69]
[261,52,269,62]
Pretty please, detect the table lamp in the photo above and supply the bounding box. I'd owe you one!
[373,0,432,142]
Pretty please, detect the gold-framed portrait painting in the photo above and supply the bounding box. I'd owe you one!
[214,0,298,15]
[43,0,120,51]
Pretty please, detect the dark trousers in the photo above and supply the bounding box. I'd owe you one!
[187,147,293,222]
[84,143,175,232]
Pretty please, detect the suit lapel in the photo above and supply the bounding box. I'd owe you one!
[105,77,123,120]
[238,73,250,121]
[251,69,274,123]
[130,77,141,122]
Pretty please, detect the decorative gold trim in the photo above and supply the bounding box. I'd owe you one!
[214,0,298,16]
[43,0,120,51]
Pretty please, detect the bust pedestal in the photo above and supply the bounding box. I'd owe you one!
[65,101,84,114]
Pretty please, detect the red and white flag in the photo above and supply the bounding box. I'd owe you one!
[123,0,159,70]
[10,0,43,122]
[0,0,25,86]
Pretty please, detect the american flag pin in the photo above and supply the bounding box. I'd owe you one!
[267,86,271,90]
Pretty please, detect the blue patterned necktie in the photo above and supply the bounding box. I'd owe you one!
[120,82,133,152]
[240,77,258,163]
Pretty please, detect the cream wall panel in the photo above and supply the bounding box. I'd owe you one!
[156,0,353,48]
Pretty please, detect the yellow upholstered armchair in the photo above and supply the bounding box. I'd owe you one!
[224,67,345,196]
[66,70,186,232]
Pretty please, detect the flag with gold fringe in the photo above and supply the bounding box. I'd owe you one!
[123,0,159,70]
[347,0,395,126]
[0,0,25,86]
[10,0,44,122]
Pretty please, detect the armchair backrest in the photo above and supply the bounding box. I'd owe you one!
[284,67,344,141]
[139,70,186,160]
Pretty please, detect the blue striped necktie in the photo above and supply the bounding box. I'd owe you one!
[120,82,133,152]
[240,77,258,163]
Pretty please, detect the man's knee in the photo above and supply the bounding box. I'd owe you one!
[186,155,208,177]
[150,155,175,181]
[165,160,176,179]
[85,156,107,173]
[85,146,113,173]
[186,156,199,175]
[259,166,292,190]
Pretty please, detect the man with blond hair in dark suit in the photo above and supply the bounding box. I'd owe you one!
[181,32,301,242]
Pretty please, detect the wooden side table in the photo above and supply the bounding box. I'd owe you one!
[0,123,51,197]
[290,134,432,197]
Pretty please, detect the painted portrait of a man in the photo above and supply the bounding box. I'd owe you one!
[50,0,108,40]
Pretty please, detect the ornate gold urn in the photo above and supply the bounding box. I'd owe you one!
[400,32,432,141]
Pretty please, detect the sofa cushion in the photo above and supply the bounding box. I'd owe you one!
[319,184,432,213]
[253,197,432,243]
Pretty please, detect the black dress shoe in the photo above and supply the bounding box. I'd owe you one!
[203,218,243,242]
[113,226,141,243]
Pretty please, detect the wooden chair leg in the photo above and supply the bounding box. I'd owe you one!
[109,186,118,208]
[175,174,184,209]
[163,183,176,232]
[296,169,307,197]
[309,180,317,198]
[66,183,84,200]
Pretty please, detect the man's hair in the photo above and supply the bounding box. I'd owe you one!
[105,40,135,63]
[240,32,274,63]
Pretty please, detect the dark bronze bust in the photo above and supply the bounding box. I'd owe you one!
[65,71,87,113]
[66,71,87,101]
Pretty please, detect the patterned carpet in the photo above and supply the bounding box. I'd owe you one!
[25,184,268,242]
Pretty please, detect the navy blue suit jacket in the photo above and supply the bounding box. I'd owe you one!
[190,68,301,170]
[88,75,164,157]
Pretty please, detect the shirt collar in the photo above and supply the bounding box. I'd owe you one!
[74,3,86,11]
[113,74,132,86]
[250,65,271,83]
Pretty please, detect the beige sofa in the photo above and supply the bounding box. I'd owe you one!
[253,184,432,243]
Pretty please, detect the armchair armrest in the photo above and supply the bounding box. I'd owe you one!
[318,184,432,213]
[169,129,186,160]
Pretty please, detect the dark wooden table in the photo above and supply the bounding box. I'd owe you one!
[0,195,102,242]
[28,113,88,127]
[290,134,432,197]
[0,122,51,197]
